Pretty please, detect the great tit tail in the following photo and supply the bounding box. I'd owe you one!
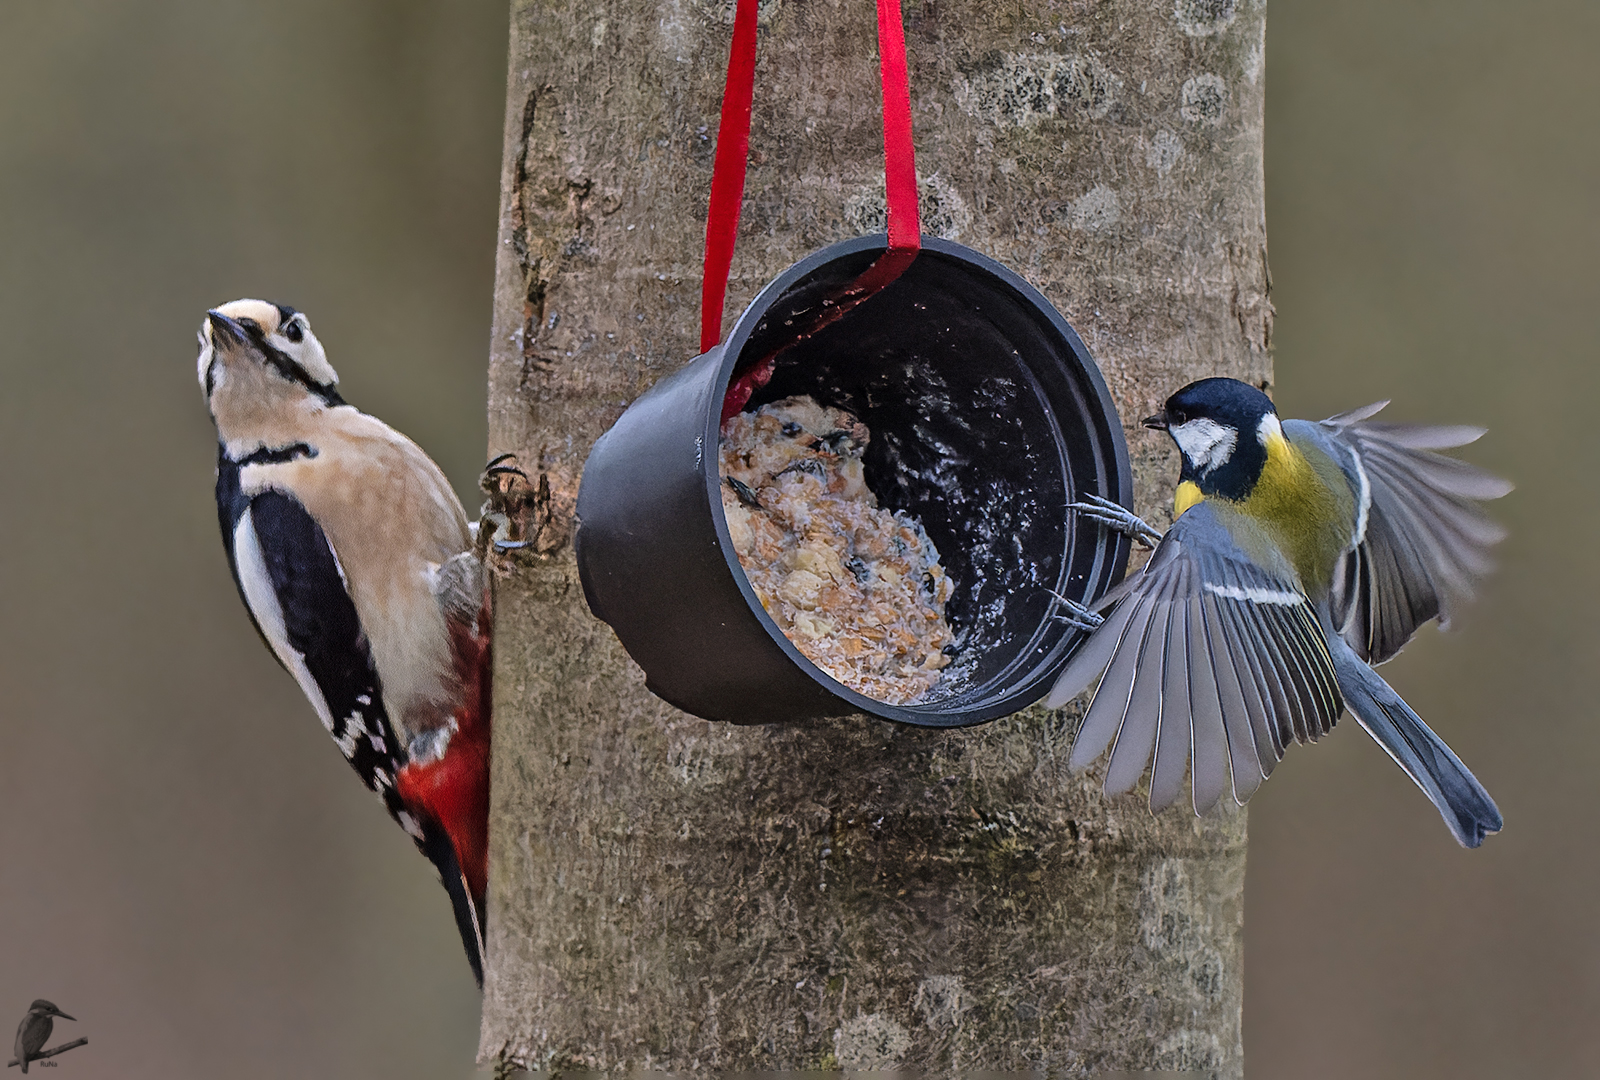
[1329,641,1503,848]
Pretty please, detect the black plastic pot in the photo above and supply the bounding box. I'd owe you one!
[575,235,1132,727]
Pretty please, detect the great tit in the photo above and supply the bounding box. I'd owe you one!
[1045,377,1508,847]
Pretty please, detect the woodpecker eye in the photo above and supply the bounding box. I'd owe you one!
[283,320,304,344]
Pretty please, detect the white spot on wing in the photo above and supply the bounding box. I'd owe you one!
[1202,582,1304,606]
[1170,418,1238,476]
[234,509,338,732]
[1349,446,1372,546]
[334,729,360,759]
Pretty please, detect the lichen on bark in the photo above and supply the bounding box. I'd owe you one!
[481,0,1269,1075]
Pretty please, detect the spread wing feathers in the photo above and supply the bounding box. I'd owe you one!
[1313,405,1512,665]
[232,490,420,842]
[1050,504,1343,813]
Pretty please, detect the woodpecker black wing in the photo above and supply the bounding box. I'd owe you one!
[1294,408,1512,665]
[1045,501,1344,813]
[223,480,415,832]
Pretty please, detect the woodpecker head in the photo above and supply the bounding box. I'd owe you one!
[198,300,343,430]
[1143,377,1279,502]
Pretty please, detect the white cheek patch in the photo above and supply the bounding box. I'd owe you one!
[1170,418,1238,475]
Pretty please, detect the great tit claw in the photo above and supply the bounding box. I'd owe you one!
[1068,494,1163,548]
[1047,589,1106,632]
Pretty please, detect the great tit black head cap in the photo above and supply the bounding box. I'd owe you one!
[1148,378,1279,498]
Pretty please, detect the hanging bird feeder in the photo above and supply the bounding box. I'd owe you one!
[574,0,1132,727]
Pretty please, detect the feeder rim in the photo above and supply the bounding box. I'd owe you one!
[701,234,1133,726]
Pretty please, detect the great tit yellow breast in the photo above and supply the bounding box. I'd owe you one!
[1239,429,1354,594]
[1174,480,1205,517]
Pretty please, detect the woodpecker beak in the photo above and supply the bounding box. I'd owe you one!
[1142,410,1170,431]
[206,310,247,348]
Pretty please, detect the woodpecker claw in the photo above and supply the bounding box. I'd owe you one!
[480,453,528,494]
[475,453,546,563]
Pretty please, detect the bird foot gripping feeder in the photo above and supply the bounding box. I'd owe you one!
[575,0,1132,727]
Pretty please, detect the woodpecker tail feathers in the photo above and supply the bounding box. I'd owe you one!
[395,562,492,985]
[418,818,485,987]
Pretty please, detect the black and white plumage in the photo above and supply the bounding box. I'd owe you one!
[1050,378,1508,847]
[199,299,491,983]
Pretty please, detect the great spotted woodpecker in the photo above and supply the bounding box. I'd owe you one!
[197,299,492,984]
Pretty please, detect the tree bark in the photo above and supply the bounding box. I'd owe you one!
[481,0,1269,1075]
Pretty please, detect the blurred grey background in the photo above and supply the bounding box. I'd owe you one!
[0,1,1591,1077]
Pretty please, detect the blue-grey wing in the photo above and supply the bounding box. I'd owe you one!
[227,486,416,837]
[1045,502,1343,813]
[1289,406,1512,665]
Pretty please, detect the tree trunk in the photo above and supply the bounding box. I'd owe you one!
[480,0,1269,1074]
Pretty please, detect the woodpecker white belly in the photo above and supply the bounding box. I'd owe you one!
[198,299,490,984]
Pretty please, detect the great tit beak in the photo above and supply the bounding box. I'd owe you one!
[206,310,247,347]
[1142,410,1170,431]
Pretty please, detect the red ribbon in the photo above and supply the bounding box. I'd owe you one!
[700,0,761,355]
[701,0,921,360]
[853,0,922,294]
